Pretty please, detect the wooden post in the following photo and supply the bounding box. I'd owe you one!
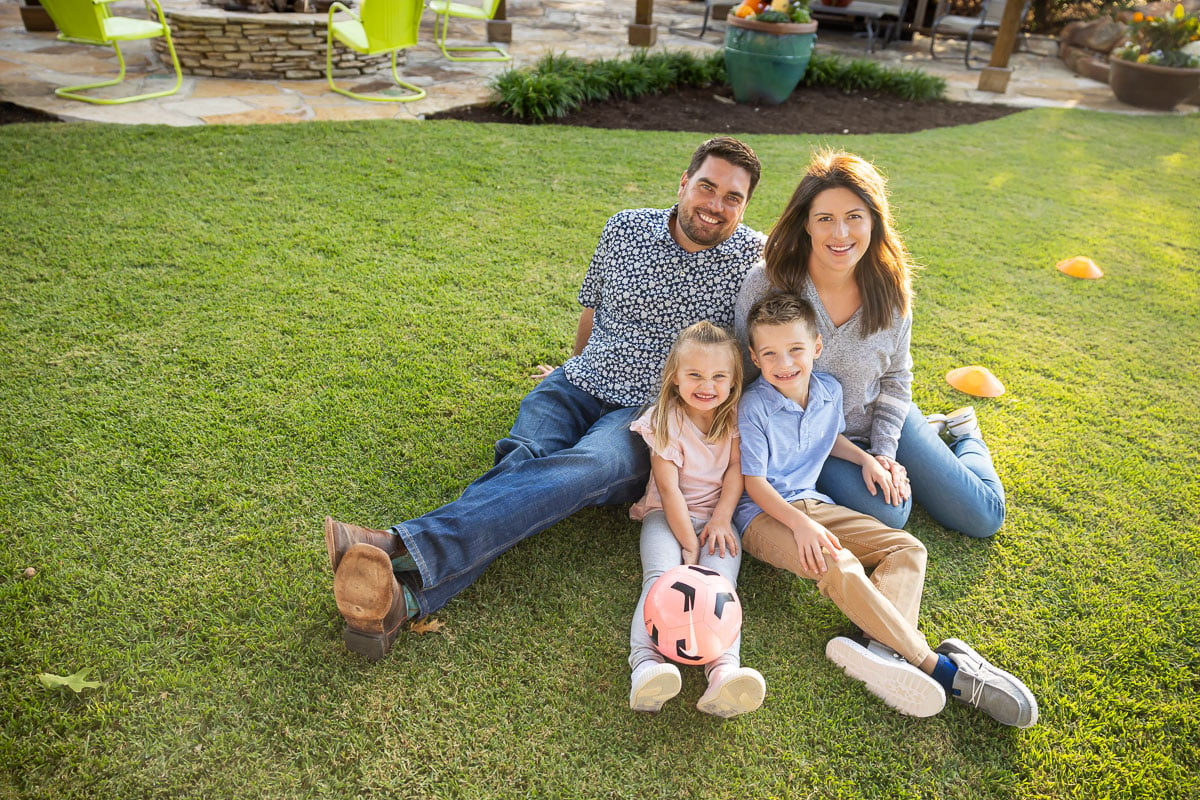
[977,0,1025,93]
[629,0,657,47]
[487,0,512,44]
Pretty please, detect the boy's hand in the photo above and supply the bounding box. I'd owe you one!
[699,519,739,558]
[791,517,842,575]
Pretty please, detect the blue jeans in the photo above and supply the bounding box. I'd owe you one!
[816,403,1006,539]
[391,369,650,615]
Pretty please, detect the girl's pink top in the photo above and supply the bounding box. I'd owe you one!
[629,405,738,523]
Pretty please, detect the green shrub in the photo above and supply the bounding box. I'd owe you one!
[801,52,946,101]
[490,69,584,122]
[489,46,943,120]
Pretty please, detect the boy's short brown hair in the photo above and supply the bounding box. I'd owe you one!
[746,292,819,346]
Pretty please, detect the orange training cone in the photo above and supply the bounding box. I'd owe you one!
[946,366,1005,398]
[1056,256,1103,279]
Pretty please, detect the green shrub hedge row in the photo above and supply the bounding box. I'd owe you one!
[490,50,947,121]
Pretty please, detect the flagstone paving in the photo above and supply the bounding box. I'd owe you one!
[1,0,1189,125]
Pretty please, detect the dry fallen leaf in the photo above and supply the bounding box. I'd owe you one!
[39,668,102,693]
[407,618,445,635]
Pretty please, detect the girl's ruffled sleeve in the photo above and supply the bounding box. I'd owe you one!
[630,406,684,467]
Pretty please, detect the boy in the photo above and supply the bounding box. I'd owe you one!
[734,293,1037,727]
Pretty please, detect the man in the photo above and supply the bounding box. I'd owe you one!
[326,137,766,660]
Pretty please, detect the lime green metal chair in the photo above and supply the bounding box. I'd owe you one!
[39,0,182,105]
[427,0,511,62]
[326,0,426,102]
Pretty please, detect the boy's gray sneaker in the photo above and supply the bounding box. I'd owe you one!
[936,638,1038,728]
[825,637,946,718]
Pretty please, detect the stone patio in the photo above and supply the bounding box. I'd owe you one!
[0,0,1188,125]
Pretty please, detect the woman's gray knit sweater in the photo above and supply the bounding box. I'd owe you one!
[734,265,913,459]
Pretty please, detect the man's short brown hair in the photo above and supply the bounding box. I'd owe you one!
[687,137,761,198]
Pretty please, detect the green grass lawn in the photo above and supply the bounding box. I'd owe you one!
[1,109,1198,799]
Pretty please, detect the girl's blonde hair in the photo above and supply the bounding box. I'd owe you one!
[650,321,743,453]
[763,149,914,336]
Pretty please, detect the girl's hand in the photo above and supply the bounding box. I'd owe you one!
[867,455,908,505]
[680,537,701,566]
[791,518,841,575]
[699,520,739,558]
[529,364,556,381]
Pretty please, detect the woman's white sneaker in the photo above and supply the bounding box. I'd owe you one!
[944,406,981,441]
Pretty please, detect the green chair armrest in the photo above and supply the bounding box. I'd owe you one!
[327,0,357,21]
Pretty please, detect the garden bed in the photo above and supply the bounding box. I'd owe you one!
[428,83,1021,134]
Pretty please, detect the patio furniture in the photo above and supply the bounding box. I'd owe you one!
[426,0,511,62]
[929,0,1030,68]
[668,0,727,40]
[38,0,182,104]
[325,0,426,102]
[810,0,910,52]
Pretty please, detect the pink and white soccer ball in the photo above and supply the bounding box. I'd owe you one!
[643,564,743,665]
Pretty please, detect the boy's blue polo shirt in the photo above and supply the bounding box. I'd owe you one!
[734,372,845,531]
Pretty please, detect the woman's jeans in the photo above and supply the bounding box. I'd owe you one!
[629,510,742,677]
[816,403,1006,538]
[391,369,650,615]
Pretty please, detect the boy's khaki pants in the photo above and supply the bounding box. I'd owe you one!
[742,499,935,666]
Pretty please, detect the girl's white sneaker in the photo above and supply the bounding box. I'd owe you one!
[697,666,766,719]
[629,662,681,712]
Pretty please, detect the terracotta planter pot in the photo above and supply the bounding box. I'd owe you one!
[724,15,819,104]
[1108,57,1200,111]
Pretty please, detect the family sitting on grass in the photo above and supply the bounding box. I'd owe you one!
[323,137,1037,728]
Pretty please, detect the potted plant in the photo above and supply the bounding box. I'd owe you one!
[1108,3,1200,111]
[725,0,818,104]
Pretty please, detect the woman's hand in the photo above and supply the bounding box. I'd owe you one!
[861,457,900,505]
[873,455,911,504]
[529,364,556,381]
[699,519,739,559]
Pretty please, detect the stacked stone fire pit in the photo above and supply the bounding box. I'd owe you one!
[151,0,393,80]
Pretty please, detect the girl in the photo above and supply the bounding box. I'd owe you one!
[735,150,1005,539]
[627,321,766,718]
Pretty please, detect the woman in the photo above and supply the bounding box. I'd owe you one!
[734,150,1004,538]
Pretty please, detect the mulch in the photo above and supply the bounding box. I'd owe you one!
[427,84,1021,135]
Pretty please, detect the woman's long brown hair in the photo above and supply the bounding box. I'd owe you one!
[763,150,914,335]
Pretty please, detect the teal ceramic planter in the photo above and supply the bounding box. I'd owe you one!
[724,16,817,105]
